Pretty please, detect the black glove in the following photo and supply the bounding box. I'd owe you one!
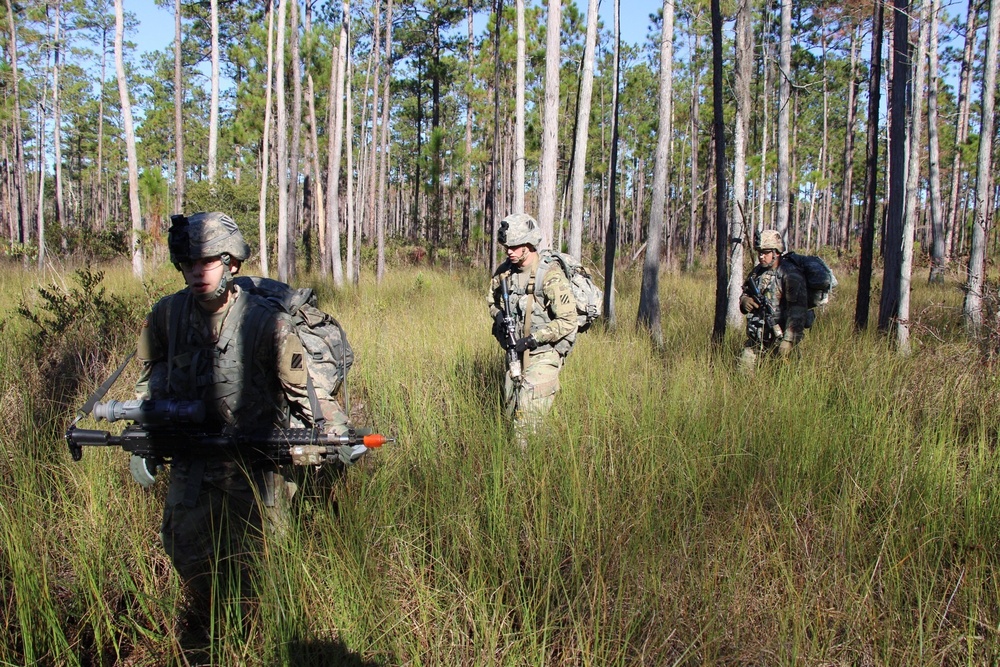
[492,311,508,345]
[513,336,538,354]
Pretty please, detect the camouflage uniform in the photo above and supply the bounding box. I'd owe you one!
[138,212,347,634]
[739,259,810,368]
[488,251,578,433]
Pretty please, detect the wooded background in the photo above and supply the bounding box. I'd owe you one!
[0,0,995,344]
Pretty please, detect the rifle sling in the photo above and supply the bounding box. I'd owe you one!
[73,350,136,427]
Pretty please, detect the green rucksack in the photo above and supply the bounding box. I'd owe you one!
[533,250,604,332]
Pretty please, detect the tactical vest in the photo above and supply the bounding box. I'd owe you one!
[501,262,575,356]
[162,287,289,432]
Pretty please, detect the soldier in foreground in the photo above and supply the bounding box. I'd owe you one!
[739,229,810,371]
[487,213,578,442]
[135,212,349,645]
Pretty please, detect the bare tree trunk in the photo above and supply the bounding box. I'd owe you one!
[5,0,26,243]
[96,24,107,229]
[115,0,142,277]
[637,0,674,344]
[327,7,348,287]
[838,24,860,253]
[775,0,792,243]
[461,0,473,249]
[276,0,290,281]
[878,0,910,333]
[537,0,561,248]
[207,0,219,183]
[257,0,275,277]
[602,0,620,327]
[927,0,946,283]
[376,0,394,283]
[568,0,599,260]
[52,0,64,239]
[727,0,752,326]
[897,1,929,354]
[711,0,728,343]
[488,0,503,273]
[286,0,303,281]
[174,0,185,213]
[686,26,700,270]
[307,71,326,274]
[963,0,1000,332]
[513,0,525,213]
[856,0,884,331]
[345,24,358,285]
[945,1,977,262]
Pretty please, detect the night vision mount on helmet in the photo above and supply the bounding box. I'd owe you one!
[168,211,251,266]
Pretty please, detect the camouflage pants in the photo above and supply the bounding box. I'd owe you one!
[739,332,803,372]
[161,466,288,631]
[505,348,563,440]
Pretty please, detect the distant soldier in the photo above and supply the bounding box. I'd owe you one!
[487,213,578,440]
[739,229,811,370]
[136,212,348,645]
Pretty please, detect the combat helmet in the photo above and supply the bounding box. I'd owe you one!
[498,213,543,249]
[168,211,251,267]
[756,229,784,253]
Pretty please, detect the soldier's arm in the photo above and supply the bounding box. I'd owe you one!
[274,314,349,435]
[533,270,578,344]
[135,300,169,400]
[781,269,809,339]
[486,273,502,319]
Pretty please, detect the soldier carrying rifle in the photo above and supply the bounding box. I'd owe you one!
[133,212,352,646]
[739,229,810,371]
[487,213,578,444]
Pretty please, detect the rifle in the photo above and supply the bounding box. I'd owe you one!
[66,399,393,469]
[499,277,522,380]
[746,276,783,342]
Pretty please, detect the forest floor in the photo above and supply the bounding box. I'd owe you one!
[0,255,998,666]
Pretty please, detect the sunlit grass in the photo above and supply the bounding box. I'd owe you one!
[0,256,998,664]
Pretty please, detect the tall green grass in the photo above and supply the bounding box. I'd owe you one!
[0,257,998,665]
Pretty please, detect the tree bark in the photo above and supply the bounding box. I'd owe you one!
[207,0,219,183]
[637,0,674,344]
[897,1,930,353]
[257,0,275,277]
[727,0,752,326]
[856,0,883,332]
[945,2,977,263]
[286,0,303,281]
[537,0,561,248]
[775,0,792,243]
[602,0,620,327]
[878,0,910,333]
[514,0,525,214]
[5,0,26,243]
[963,0,1000,332]
[568,0,599,261]
[927,0,946,283]
[114,0,142,277]
[710,0,728,344]
[376,0,394,283]
[174,0,185,213]
[327,6,349,287]
[276,0,290,281]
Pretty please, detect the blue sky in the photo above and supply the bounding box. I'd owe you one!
[132,0,666,64]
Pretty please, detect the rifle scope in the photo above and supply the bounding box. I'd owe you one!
[92,400,206,424]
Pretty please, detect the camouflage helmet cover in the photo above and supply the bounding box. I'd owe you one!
[498,213,543,249]
[168,211,251,265]
[757,229,784,253]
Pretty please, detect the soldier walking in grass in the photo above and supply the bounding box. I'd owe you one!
[739,229,811,371]
[135,212,349,647]
[487,213,578,442]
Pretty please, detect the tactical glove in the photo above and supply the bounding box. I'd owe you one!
[514,336,538,354]
[778,340,793,358]
[739,295,759,313]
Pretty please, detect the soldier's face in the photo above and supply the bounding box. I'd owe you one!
[505,244,534,266]
[757,249,777,269]
[181,256,227,298]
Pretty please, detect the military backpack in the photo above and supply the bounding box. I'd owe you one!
[533,250,604,332]
[234,276,353,399]
[782,252,837,308]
